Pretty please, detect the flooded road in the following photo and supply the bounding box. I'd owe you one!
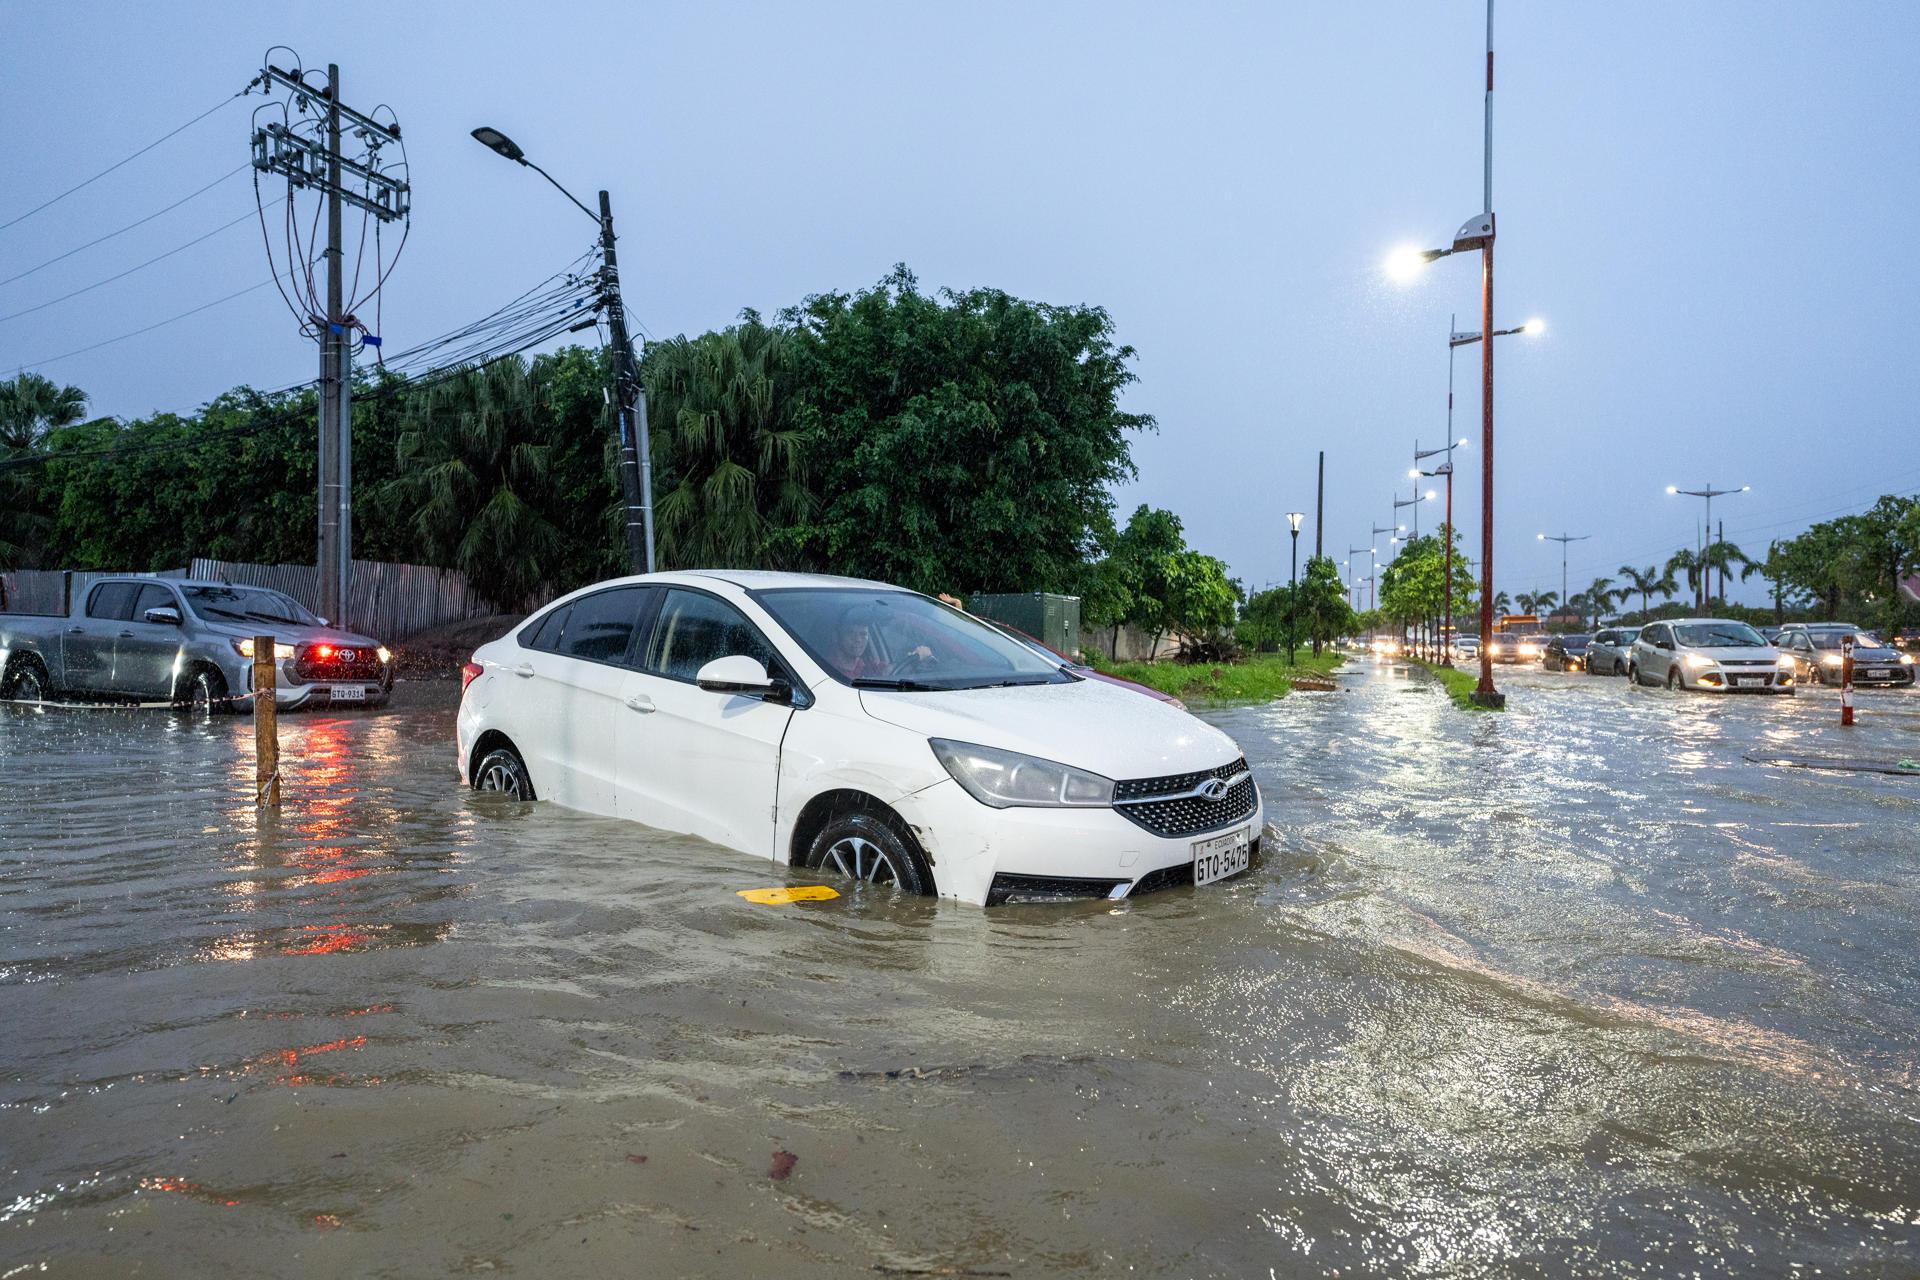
[3,664,1919,1277]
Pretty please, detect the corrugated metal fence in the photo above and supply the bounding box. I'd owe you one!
[188,558,496,639]
[0,568,187,616]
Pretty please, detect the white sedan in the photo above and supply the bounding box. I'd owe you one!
[456,571,1263,906]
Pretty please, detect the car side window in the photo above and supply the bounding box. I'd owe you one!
[523,604,572,653]
[553,588,649,665]
[86,582,139,620]
[642,589,777,682]
[132,584,176,618]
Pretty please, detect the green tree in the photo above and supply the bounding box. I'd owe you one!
[1297,554,1356,653]
[1617,564,1675,617]
[0,372,88,451]
[1665,547,1705,610]
[786,266,1146,594]
[1,373,91,568]
[642,314,813,570]
[1577,576,1621,628]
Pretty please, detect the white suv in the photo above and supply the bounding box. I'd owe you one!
[456,571,1263,906]
[1629,619,1795,694]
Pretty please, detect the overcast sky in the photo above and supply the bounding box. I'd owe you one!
[6,2,1917,606]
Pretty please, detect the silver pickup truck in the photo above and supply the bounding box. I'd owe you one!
[0,576,393,710]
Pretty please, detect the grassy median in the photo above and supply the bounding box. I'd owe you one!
[1086,650,1345,704]
[1410,658,1506,711]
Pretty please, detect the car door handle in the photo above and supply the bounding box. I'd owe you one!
[118,630,135,638]
[624,694,656,713]
[509,662,535,678]
[67,626,84,635]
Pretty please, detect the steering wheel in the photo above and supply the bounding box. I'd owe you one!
[885,647,937,679]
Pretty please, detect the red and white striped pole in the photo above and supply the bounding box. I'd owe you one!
[1840,634,1855,726]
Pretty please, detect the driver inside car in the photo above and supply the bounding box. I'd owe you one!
[830,603,938,679]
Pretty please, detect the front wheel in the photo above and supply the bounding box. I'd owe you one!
[1667,665,1682,691]
[178,666,228,715]
[805,810,934,897]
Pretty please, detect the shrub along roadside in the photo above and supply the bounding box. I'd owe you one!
[1410,658,1505,711]
[1087,651,1344,704]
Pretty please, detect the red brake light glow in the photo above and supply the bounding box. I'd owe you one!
[461,661,484,693]
[315,644,335,661]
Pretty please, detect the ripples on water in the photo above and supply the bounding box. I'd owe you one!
[2,668,1917,1276]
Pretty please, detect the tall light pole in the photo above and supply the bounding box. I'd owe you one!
[471,126,654,574]
[1666,483,1748,609]
[1413,436,1468,665]
[1392,488,1434,539]
[1384,0,1506,705]
[1348,546,1377,615]
[1537,532,1590,626]
[1286,512,1305,663]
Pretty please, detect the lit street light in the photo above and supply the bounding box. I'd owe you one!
[1392,487,1435,538]
[471,125,655,573]
[1667,483,1750,608]
[1287,512,1305,664]
[1384,0,1505,706]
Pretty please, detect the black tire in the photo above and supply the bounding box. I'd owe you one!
[1667,665,1682,691]
[472,745,536,800]
[2,657,49,703]
[804,809,934,896]
[176,666,228,715]
[1628,663,1640,686]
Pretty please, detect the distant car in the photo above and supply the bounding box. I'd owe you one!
[1628,618,1795,694]
[1368,637,1401,658]
[1542,634,1591,671]
[1586,627,1640,676]
[1486,632,1545,664]
[1775,623,1915,688]
[1760,626,1787,645]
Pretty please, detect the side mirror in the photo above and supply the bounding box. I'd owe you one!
[695,654,782,700]
[144,606,182,626]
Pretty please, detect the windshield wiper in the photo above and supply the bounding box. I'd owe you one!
[849,677,948,691]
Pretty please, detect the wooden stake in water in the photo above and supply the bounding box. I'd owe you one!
[254,635,280,806]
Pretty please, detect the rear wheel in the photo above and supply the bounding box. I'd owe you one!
[473,745,536,800]
[805,810,934,897]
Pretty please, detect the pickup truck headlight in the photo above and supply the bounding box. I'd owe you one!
[233,638,295,660]
[930,739,1115,809]
[377,646,392,664]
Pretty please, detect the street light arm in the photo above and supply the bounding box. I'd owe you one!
[522,158,601,225]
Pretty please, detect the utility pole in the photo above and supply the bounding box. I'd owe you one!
[253,59,408,629]
[1538,532,1589,626]
[598,190,654,573]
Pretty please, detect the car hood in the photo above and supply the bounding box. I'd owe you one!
[858,677,1244,780]
[1679,646,1783,662]
[1815,645,1901,662]
[200,620,383,649]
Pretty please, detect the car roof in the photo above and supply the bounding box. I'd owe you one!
[682,569,903,591]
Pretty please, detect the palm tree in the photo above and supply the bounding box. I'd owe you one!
[388,355,565,610]
[642,315,813,570]
[1664,548,1705,610]
[1516,590,1558,618]
[1491,589,1512,617]
[0,372,88,451]
[1618,564,1674,617]
[1582,576,1621,628]
[1701,538,1750,607]
[0,374,88,570]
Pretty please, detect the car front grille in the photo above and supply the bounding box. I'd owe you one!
[984,873,1126,907]
[294,643,384,682]
[1113,757,1258,838]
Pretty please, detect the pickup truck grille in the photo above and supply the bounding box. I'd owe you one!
[294,644,383,682]
[1113,757,1257,838]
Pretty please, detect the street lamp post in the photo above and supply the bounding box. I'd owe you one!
[1413,435,1469,665]
[471,126,655,574]
[1666,483,1749,609]
[1286,512,1305,664]
[1392,487,1433,538]
[1537,532,1590,626]
[1348,546,1378,614]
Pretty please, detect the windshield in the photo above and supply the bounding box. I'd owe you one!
[1808,629,1883,649]
[182,585,320,628]
[1674,622,1767,648]
[755,588,1072,689]
[1617,628,1641,643]
[1561,635,1591,649]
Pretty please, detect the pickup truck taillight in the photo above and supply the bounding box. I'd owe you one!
[461,661,484,692]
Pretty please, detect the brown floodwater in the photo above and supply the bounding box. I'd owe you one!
[3,662,1919,1277]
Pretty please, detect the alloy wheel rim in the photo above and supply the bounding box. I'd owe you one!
[824,835,901,886]
[477,760,522,797]
[17,671,43,701]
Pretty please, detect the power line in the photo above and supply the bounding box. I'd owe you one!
[0,212,257,325]
[0,90,247,234]
[0,164,251,289]
[4,265,310,377]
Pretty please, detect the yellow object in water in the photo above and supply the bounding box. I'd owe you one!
[736,885,841,905]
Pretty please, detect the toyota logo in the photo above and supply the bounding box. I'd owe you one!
[337,648,357,663]
[1197,778,1231,802]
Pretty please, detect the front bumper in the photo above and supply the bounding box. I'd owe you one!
[242,656,394,709]
[1686,666,1795,693]
[893,778,1266,907]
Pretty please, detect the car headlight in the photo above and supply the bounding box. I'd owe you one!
[930,739,1115,809]
[1683,653,1715,670]
[233,638,295,660]
[377,645,392,664]
[1519,644,1539,657]
[1776,656,1795,669]
[1822,654,1843,666]
[1902,655,1915,666]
